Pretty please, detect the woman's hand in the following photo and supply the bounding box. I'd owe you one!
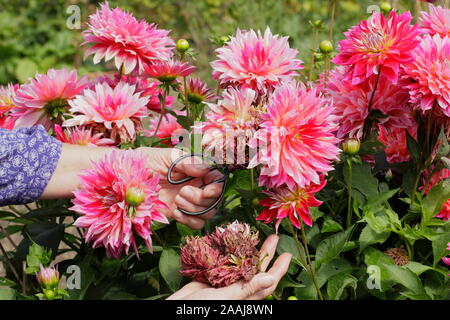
[138,147,224,230]
[167,235,292,300]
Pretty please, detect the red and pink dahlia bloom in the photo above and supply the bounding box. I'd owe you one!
[249,82,340,190]
[421,4,450,38]
[333,11,422,86]
[0,84,19,130]
[404,34,450,117]
[64,81,149,144]
[54,125,115,147]
[144,59,195,83]
[82,2,174,74]
[11,69,88,130]
[378,124,417,164]
[258,177,326,230]
[211,27,303,99]
[71,149,168,258]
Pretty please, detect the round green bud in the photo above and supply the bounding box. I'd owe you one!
[319,40,334,54]
[313,52,324,62]
[380,2,392,14]
[43,289,56,300]
[176,39,190,53]
[287,296,299,300]
[252,197,260,206]
[342,138,361,156]
[220,36,230,43]
[265,295,275,300]
[125,187,145,207]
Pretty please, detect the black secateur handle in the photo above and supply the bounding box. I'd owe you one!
[167,153,228,216]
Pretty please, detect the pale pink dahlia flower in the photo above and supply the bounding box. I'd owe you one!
[258,177,326,231]
[249,82,340,190]
[72,150,168,258]
[211,28,303,99]
[421,5,450,38]
[54,125,115,147]
[36,264,60,289]
[64,81,149,144]
[333,11,422,85]
[144,59,196,83]
[83,2,174,74]
[11,69,88,129]
[404,34,450,117]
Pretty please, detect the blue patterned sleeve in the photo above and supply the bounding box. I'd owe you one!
[0,126,62,205]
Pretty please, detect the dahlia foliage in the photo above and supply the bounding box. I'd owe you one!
[2,2,449,301]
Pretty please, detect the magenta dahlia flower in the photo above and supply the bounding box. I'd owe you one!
[83,2,174,74]
[249,82,340,190]
[421,4,450,38]
[54,125,115,147]
[211,27,303,98]
[404,34,450,117]
[333,11,422,85]
[180,221,260,288]
[64,81,149,144]
[258,177,326,230]
[11,69,88,129]
[71,149,168,258]
[443,243,450,270]
[144,59,195,83]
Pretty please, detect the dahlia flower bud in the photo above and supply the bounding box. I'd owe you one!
[176,39,190,53]
[380,2,392,14]
[319,40,334,54]
[180,221,261,288]
[125,187,145,207]
[342,138,360,155]
[36,265,59,289]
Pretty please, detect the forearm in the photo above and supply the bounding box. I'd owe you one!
[40,144,113,199]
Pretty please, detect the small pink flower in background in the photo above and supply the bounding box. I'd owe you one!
[180,221,260,288]
[64,81,149,144]
[258,177,326,231]
[333,11,422,86]
[421,168,450,221]
[421,5,450,38]
[11,69,88,130]
[54,125,115,147]
[144,59,196,83]
[82,2,174,74]
[144,112,186,146]
[71,150,168,258]
[181,78,216,104]
[249,82,340,190]
[442,243,450,271]
[36,264,59,289]
[0,84,19,130]
[404,34,450,117]
[378,124,417,164]
[324,67,415,139]
[211,27,303,99]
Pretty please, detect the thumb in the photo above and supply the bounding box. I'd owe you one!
[219,273,275,300]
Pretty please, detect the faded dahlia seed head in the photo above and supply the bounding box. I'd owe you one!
[384,248,410,266]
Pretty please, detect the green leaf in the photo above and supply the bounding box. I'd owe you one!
[321,217,344,233]
[359,225,390,253]
[315,227,354,267]
[176,223,201,238]
[0,288,16,300]
[326,272,357,300]
[422,179,450,226]
[362,210,391,234]
[159,248,182,292]
[403,262,432,276]
[25,242,52,274]
[382,264,425,295]
[432,232,450,267]
[344,162,378,199]
[276,234,304,267]
[316,258,355,287]
[364,189,399,215]
[406,131,420,163]
[275,274,305,296]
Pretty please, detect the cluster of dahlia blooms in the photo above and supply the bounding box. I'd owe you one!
[180,221,260,288]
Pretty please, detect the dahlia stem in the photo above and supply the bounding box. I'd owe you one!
[346,159,353,229]
[150,86,170,145]
[309,28,318,81]
[0,225,17,250]
[362,68,382,141]
[119,64,125,78]
[414,0,422,22]
[329,0,336,42]
[250,168,255,191]
[183,76,191,125]
[0,238,24,291]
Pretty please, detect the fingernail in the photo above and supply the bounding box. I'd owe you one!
[257,274,275,288]
[193,163,209,170]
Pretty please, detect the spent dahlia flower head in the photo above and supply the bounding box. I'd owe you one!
[249,82,340,190]
[211,27,303,99]
[64,81,149,144]
[333,11,422,86]
[258,177,326,231]
[83,2,174,74]
[71,149,168,258]
[11,68,89,130]
[144,59,196,83]
[54,125,115,147]
[180,221,260,288]
[404,34,450,117]
[421,4,450,38]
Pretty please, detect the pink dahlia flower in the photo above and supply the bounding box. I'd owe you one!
[442,243,450,270]
[181,78,216,104]
[64,81,149,144]
[249,82,340,190]
[0,84,19,130]
[324,67,415,139]
[333,11,422,86]
[36,264,60,289]
[404,34,450,117]
[211,27,303,99]
[258,177,326,231]
[378,124,417,164]
[71,149,168,258]
[144,59,195,83]
[54,125,115,147]
[83,2,174,74]
[11,69,88,129]
[144,112,186,146]
[421,5,450,38]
